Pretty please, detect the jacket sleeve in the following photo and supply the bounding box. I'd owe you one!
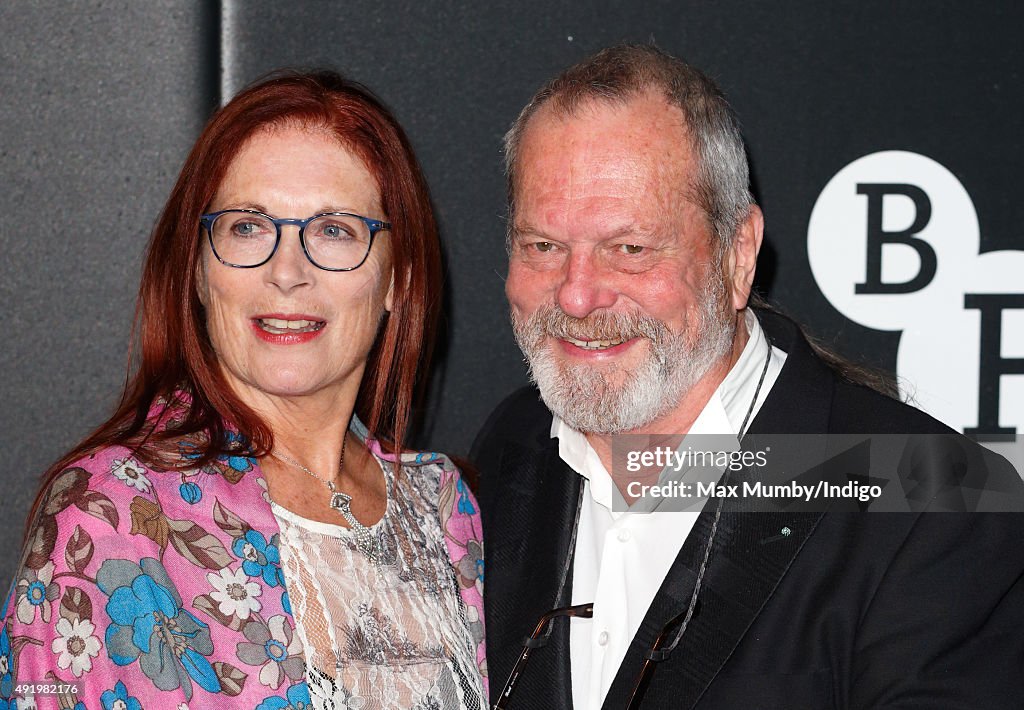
[1,453,182,709]
[851,511,1024,708]
[437,456,488,696]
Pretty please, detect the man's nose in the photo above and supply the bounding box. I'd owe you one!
[555,251,617,318]
[265,225,314,292]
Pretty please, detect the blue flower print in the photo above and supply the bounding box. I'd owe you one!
[222,452,255,473]
[456,477,476,515]
[179,441,203,462]
[101,680,143,710]
[220,432,256,473]
[97,558,219,699]
[457,540,485,597]
[0,624,14,699]
[256,681,311,710]
[233,530,285,587]
[179,481,203,504]
[236,615,304,688]
[281,589,292,616]
[178,432,255,475]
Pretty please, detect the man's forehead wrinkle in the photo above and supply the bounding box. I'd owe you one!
[529,186,657,241]
[515,93,699,245]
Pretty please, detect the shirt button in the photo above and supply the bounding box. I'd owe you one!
[598,631,610,646]
[617,529,631,542]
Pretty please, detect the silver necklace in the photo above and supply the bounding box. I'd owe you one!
[272,436,381,562]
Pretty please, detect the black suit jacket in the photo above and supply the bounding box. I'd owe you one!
[473,311,1024,709]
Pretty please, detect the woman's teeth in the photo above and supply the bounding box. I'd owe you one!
[256,318,325,334]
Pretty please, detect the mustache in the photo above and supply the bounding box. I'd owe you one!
[514,304,670,345]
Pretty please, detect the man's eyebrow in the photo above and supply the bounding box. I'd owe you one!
[509,223,547,240]
[605,225,652,241]
[509,223,661,242]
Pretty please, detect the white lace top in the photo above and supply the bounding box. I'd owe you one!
[271,452,486,710]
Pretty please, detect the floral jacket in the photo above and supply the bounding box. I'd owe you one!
[0,424,486,710]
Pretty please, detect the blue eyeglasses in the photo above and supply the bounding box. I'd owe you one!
[200,209,391,271]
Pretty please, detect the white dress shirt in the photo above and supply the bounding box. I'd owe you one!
[552,311,787,709]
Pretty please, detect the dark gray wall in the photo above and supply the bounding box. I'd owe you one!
[0,1,217,578]
[2,1,1021,584]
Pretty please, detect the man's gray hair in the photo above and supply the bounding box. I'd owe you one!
[504,44,753,252]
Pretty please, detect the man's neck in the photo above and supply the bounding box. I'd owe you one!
[584,311,751,474]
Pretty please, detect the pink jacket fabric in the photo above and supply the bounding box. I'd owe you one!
[0,420,486,709]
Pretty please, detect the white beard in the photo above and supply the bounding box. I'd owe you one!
[511,276,735,435]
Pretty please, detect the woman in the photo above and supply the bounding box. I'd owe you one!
[1,72,486,709]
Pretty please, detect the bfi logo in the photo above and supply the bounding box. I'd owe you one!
[808,151,1023,443]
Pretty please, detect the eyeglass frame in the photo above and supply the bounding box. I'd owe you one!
[199,208,391,272]
[493,603,592,709]
[492,602,688,710]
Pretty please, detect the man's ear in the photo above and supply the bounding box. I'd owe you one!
[726,204,764,311]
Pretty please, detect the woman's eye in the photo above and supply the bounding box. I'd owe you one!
[322,224,353,239]
[232,221,263,237]
[619,244,644,255]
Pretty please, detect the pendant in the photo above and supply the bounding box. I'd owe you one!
[329,491,379,563]
[330,492,351,511]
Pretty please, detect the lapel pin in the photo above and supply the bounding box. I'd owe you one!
[759,526,793,545]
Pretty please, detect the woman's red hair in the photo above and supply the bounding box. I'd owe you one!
[25,70,441,532]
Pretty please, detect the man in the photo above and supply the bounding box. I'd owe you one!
[473,44,1024,709]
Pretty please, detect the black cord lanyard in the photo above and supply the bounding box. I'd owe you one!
[554,333,773,659]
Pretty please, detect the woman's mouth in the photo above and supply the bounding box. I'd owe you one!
[255,317,326,334]
[251,316,327,344]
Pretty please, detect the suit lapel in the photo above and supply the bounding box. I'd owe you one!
[602,312,836,709]
[601,501,827,708]
[485,429,581,709]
